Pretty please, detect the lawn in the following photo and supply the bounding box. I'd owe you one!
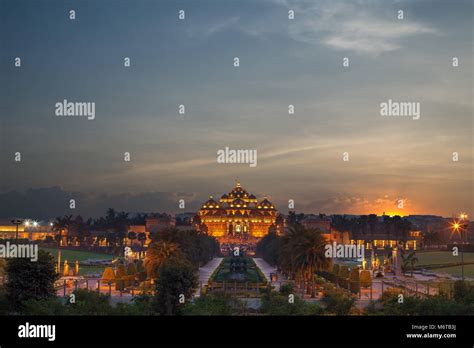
[40,247,114,276]
[416,251,474,266]
[431,264,474,278]
[211,257,265,283]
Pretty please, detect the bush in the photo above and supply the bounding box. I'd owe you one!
[22,298,67,315]
[101,267,115,283]
[349,269,360,294]
[321,287,355,315]
[116,264,127,278]
[182,293,236,315]
[137,271,147,282]
[127,262,137,275]
[438,281,454,298]
[381,287,404,303]
[338,266,350,289]
[279,283,294,296]
[66,289,113,315]
[261,290,323,315]
[359,270,372,288]
[454,280,474,304]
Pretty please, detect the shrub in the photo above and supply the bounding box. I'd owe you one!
[321,287,355,315]
[127,262,137,275]
[438,281,454,298]
[22,298,67,315]
[338,266,350,288]
[359,270,372,288]
[137,271,147,282]
[279,283,294,296]
[182,293,236,315]
[101,267,115,283]
[115,278,125,291]
[115,264,128,288]
[453,280,474,304]
[67,289,113,315]
[116,264,127,278]
[381,287,404,303]
[349,268,360,294]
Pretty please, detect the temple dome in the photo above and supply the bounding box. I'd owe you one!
[202,196,219,209]
[257,198,274,209]
[230,198,247,207]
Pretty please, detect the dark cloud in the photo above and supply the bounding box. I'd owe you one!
[0,187,202,220]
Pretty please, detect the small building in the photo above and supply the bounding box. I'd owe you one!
[0,219,57,241]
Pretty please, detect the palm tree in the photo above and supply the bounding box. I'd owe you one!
[280,225,329,297]
[52,215,72,246]
[127,231,137,247]
[144,241,180,279]
[137,232,147,247]
[401,250,418,277]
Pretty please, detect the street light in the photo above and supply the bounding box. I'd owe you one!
[451,218,466,281]
[11,219,23,241]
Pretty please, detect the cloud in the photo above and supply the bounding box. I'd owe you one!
[186,16,240,39]
[0,187,202,219]
[276,0,437,55]
[302,194,414,215]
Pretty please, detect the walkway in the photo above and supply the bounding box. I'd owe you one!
[253,257,285,291]
[196,257,223,297]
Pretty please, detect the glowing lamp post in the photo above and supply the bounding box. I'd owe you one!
[11,219,23,241]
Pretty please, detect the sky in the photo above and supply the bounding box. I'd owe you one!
[0,0,472,219]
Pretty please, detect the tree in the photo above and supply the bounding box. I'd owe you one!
[151,228,219,267]
[137,232,147,247]
[279,225,329,297]
[401,250,418,276]
[153,257,198,315]
[255,231,280,266]
[5,249,59,310]
[52,215,72,246]
[144,241,180,279]
[127,231,137,247]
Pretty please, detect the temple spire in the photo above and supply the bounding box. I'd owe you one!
[235,179,240,187]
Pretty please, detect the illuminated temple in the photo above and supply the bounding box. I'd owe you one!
[194,181,284,241]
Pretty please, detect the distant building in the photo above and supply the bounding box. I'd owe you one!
[145,213,176,234]
[330,214,422,250]
[195,180,284,242]
[0,219,57,241]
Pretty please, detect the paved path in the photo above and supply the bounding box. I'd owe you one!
[196,257,223,297]
[253,257,285,291]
